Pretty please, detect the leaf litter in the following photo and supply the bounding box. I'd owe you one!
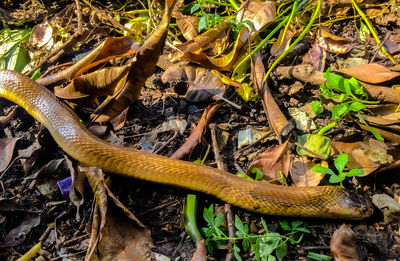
[1,0,400,260]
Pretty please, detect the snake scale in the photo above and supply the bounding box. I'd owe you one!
[0,70,373,219]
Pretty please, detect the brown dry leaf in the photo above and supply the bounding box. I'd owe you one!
[0,107,17,127]
[162,64,226,102]
[330,224,361,261]
[317,29,351,54]
[182,27,250,71]
[176,19,230,53]
[270,25,297,57]
[174,5,198,41]
[110,107,129,130]
[252,52,290,142]
[358,123,400,144]
[0,137,20,172]
[336,63,400,84]
[37,36,140,86]
[25,158,66,190]
[85,167,153,261]
[308,41,326,72]
[362,82,400,103]
[0,213,41,247]
[171,103,222,159]
[69,161,86,209]
[247,139,290,183]
[91,1,176,122]
[332,139,393,176]
[290,156,326,187]
[372,194,400,223]
[236,0,276,34]
[54,66,130,103]
[18,139,41,174]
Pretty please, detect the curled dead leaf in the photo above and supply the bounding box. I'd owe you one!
[330,224,362,261]
[247,140,290,183]
[0,137,20,172]
[162,64,226,103]
[290,156,326,187]
[237,0,276,34]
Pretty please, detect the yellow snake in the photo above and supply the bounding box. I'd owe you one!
[0,70,373,219]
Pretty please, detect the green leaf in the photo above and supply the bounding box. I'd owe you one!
[312,101,324,115]
[242,238,250,252]
[279,220,291,231]
[190,3,200,14]
[290,221,303,230]
[215,214,225,228]
[296,134,331,158]
[235,215,244,232]
[359,21,370,42]
[275,242,287,261]
[198,15,209,32]
[331,103,349,121]
[347,168,364,177]
[203,204,214,225]
[349,102,366,112]
[233,244,242,261]
[295,227,310,233]
[329,174,345,183]
[261,218,268,231]
[358,112,384,141]
[334,153,348,173]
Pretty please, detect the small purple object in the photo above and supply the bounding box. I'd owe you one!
[57,176,72,199]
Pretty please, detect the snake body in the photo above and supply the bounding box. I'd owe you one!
[0,70,373,219]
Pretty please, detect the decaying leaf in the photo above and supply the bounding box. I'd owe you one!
[236,0,276,34]
[171,103,221,159]
[162,64,226,102]
[91,1,176,122]
[37,36,140,86]
[251,51,290,142]
[372,194,400,223]
[290,156,326,187]
[247,139,290,183]
[336,63,400,84]
[85,167,153,261]
[0,213,41,247]
[176,19,230,53]
[270,25,297,57]
[330,224,362,261]
[181,27,250,71]
[54,66,130,102]
[0,137,20,172]
[317,29,351,54]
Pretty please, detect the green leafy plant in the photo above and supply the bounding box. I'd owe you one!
[202,205,310,261]
[319,69,383,141]
[312,153,364,185]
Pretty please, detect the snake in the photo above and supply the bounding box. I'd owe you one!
[0,70,373,219]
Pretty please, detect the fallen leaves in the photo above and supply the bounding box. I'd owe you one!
[0,137,20,172]
[336,63,400,84]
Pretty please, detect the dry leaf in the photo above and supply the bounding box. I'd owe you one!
[251,51,290,142]
[270,25,297,57]
[91,1,176,122]
[330,224,361,261]
[247,140,290,183]
[372,194,400,223]
[290,156,326,187]
[37,36,140,86]
[85,167,153,261]
[171,103,221,159]
[237,0,276,33]
[0,137,20,172]
[336,63,400,84]
[176,19,230,53]
[0,213,41,247]
[162,64,226,102]
[317,29,351,54]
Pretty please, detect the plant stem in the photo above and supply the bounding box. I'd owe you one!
[350,0,396,64]
[317,122,335,136]
[263,0,321,84]
[227,0,239,10]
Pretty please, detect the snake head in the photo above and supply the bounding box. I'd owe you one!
[330,190,373,220]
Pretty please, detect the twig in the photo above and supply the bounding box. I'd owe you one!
[210,123,234,261]
[154,128,179,154]
[137,200,179,216]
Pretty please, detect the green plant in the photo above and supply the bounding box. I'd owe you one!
[202,204,310,261]
[319,69,383,141]
[312,153,364,185]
